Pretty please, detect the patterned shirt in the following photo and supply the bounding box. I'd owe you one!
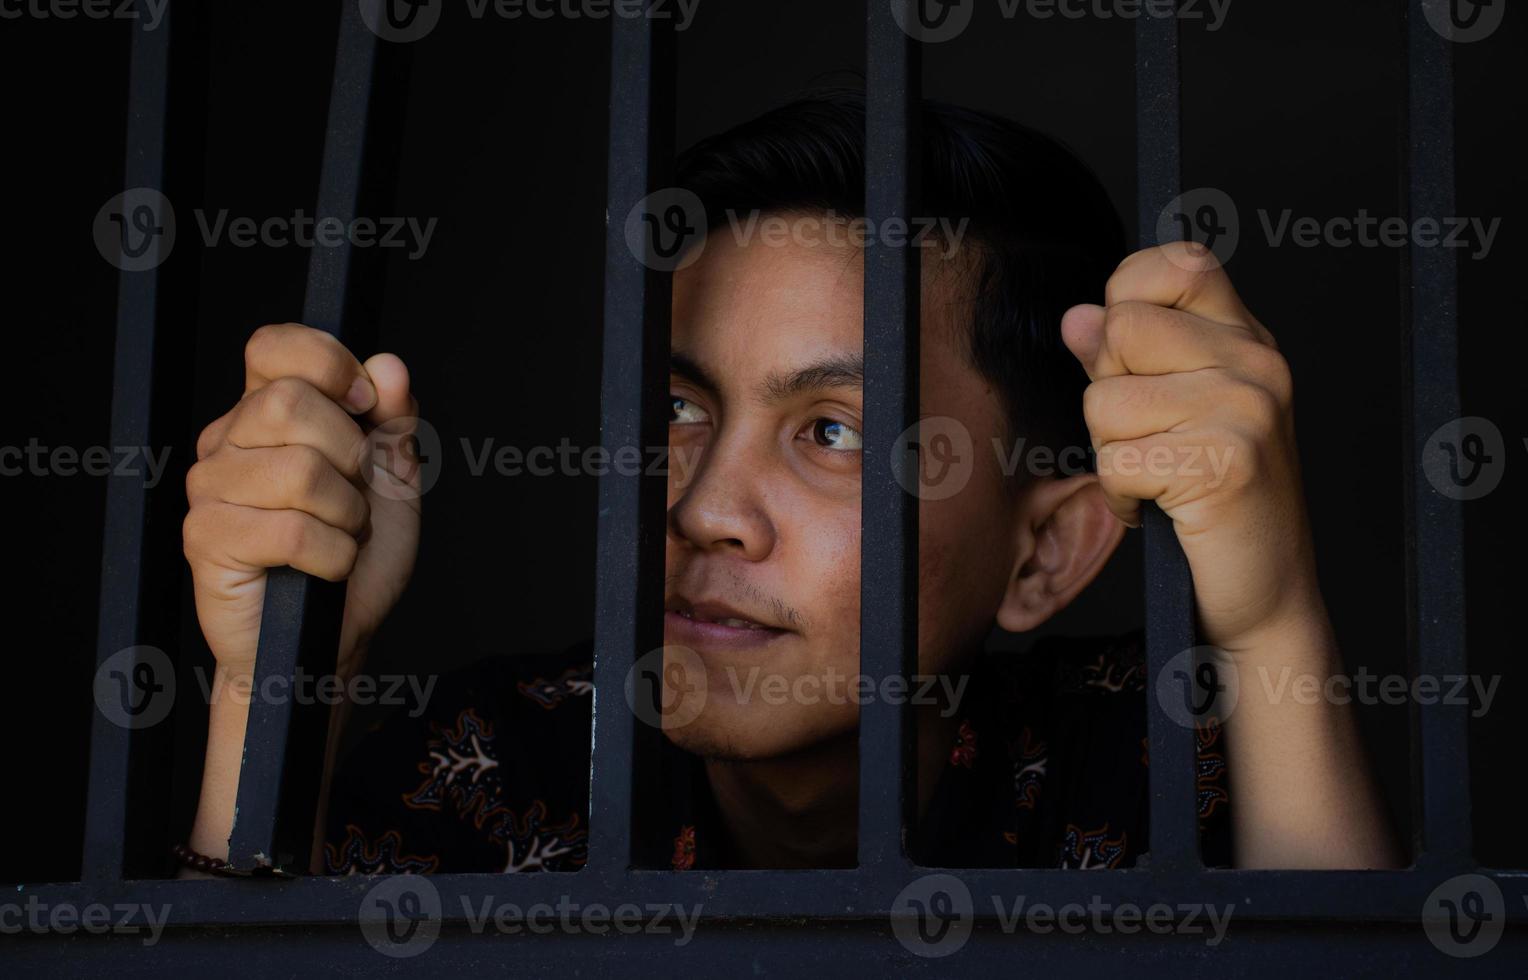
[322,632,1231,873]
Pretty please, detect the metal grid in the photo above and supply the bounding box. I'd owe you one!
[28,0,1525,972]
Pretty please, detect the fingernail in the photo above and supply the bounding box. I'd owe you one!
[344,377,376,413]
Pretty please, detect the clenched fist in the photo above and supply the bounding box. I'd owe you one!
[1062,242,1317,650]
[183,323,422,679]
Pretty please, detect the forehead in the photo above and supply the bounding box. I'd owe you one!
[671,229,865,383]
[671,225,976,388]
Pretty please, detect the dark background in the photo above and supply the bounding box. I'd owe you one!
[2,0,1521,884]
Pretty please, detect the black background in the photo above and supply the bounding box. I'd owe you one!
[1,0,1521,884]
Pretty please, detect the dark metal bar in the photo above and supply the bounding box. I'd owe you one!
[15,868,1528,926]
[859,0,920,871]
[81,5,175,884]
[588,9,675,875]
[10,923,1528,978]
[228,4,379,873]
[1404,0,1470,870]
[1135,8,1200,871]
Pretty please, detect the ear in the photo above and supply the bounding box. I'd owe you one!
[994,474,1127,634]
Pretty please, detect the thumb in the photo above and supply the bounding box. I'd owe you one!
[1060,303,1106,380]
[359,353,423,494]
[361,353,415,425]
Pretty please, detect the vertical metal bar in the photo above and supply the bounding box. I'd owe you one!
[82,7,174,883]
[859,0,920,871]
[1404,0,1469,870]
[588,10,674,875]
[228,4,379,872]
[1136,8,1200,871]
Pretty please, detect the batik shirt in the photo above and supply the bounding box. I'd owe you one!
[322,632,1232,874]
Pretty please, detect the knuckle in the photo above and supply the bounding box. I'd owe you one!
[257,376,311,427]
[1169,239,1223,275]
[1233,379,1283,431]
[195,421,222,459]
[278,444,329,501]
[244,323,288,364]
[275,510,312,557]
[181,506,217,561]
[185,459,214,502]
[1246,344,1293,403]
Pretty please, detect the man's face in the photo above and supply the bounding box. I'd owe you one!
[660,216,1027,761]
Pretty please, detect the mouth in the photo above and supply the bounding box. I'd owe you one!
[664,597,789,650]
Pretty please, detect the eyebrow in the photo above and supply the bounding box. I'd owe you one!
[670,350,864,402]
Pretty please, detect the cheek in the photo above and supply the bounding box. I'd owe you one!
[917,486,1016,669]
[786,501,861,655]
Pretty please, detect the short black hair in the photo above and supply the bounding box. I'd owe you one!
[675,88,1126,473]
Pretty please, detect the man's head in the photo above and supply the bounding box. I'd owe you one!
[659,90,1128,761]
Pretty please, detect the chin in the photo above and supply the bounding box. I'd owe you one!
[662,703,855,763]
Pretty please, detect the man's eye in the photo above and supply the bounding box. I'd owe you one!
[809,418,863,451]
[670,396,710,424]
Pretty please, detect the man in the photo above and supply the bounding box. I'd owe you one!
[178,91,1400,874]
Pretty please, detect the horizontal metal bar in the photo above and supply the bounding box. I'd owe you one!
[1135,8,1200,872]
[1405,0,1470,871]
[588,9,674,876]
[81,4,175,885]
[8,922,1527,978]
[14,868,1528,927]
[858,0,921,874]
[228,2,379,873]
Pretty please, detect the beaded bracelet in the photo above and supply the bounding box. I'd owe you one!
[170,842,246,877]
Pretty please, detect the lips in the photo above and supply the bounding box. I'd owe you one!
[664,595,789,651]
[667,599,778,631]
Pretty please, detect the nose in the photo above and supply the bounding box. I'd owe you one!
[667,434,776,561]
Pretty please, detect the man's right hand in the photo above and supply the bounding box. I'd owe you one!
[183,323,422,681]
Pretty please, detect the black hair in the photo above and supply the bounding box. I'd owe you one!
[675,88,1126,473]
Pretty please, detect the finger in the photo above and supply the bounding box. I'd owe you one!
[186,445,370,536]
[184,502,359,582]
[1063,301,1266,382]
[225,377,367,481]
[358,352,424,489]
[361,353,415,426]
[1081,372,1219,446]
[244,323,377,413]
[1105,242,1264,337]
[1094,430,1236,528]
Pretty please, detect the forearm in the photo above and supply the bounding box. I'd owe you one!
[1218,603,1404,869]
[184,635,365,876]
